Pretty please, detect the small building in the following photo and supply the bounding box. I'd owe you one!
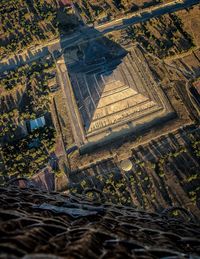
[28,116,46,132]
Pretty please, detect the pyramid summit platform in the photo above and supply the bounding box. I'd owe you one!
[64,43,174,149]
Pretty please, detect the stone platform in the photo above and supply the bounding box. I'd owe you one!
[66,45,174,147]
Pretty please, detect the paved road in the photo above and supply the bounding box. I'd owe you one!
[96,0,200,33]
[60,0,200,48]
[0,33,81,74]
[0,0,199,74]
[0,47,49,74]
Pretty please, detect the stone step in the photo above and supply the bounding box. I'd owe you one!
[102,80,128,95]
[92,96,155,121]
[98,87,138,108]
[88,101,161,133]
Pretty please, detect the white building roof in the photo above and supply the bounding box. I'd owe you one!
[30,116,46,131]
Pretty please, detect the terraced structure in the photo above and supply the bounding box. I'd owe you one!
[67,45,174,146]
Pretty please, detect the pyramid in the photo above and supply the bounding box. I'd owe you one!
[68,49,168,139]
[88,79,159,133]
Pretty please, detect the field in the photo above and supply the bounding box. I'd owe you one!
[108,12,195,59]
[177,4,200,47]
[0,0,60,59]
[0,56,58,179]
[68,125,200,218]
[75,0,168,24]
[165,5,200,78]
[0,0,79,60]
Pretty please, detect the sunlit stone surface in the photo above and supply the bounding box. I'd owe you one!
[67,44,173,146]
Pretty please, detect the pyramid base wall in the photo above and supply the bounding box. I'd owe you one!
[80,110,176,154]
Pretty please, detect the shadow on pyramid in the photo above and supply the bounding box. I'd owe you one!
[68,42,163,136]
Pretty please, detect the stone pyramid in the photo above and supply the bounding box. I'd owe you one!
[88,78,159,134]
[68,49,166,139]
[86,52,162,134]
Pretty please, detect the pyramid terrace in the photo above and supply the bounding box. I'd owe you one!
[65,44,174,149]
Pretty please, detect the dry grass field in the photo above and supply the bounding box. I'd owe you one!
[0,0,59,59]
[166,5,200,77]
[177,4,200,47]
[75,0,167,23]
[109,12,195,58]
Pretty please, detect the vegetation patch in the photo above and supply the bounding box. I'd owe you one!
[0,126,56,178]
[0,0,59,58]
[125,14,195,58]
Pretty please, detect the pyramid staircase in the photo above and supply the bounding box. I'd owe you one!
[69,50,169,138]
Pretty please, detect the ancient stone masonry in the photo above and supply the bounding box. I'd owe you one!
[67,43,174,146]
